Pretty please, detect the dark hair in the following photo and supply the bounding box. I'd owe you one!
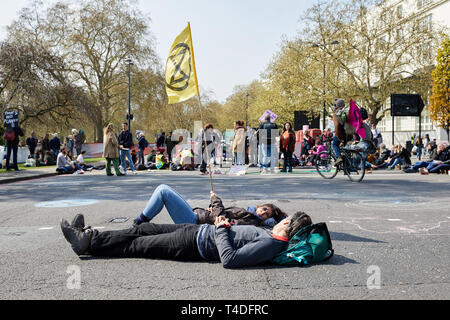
[360,108,369,120]
[286,212,312,240]
[258,204,288,222]
[283,122,294,133]
[204,123,213,130]
[81,150,86,155]
[123,122,128,126]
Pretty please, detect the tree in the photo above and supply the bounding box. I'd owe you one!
[8,0,159,142]
[429,35,450,140]
[0,40,91,136]
[269,0,440,125]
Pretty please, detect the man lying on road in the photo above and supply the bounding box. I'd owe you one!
[61,211,311,269]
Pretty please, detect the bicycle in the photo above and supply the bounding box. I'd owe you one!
[314,143,366,183]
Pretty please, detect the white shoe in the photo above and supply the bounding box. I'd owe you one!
[133,171,138,175]
[260,169,268,175]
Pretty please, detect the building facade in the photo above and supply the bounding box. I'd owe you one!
[376,0,450,147]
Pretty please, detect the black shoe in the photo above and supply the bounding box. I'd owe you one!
[132,219,142,227]
[60,219,92,256]
[107,173,114,176]
[71,214,85,230]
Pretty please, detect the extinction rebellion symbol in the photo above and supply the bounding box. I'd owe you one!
[166,43,192,91]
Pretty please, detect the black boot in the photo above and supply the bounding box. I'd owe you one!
[61,219,92,256]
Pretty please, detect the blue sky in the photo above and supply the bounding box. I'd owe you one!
[0,0,313,103]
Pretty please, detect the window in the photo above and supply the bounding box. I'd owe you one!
[418,14,432,32]
[417,0,432,10]
[397,5,403,19]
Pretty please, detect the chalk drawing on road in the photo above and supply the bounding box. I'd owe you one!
[34,199,99,208]
[328,216,450,235]
[344,198,447,211]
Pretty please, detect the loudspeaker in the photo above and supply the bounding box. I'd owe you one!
[391,94,424,117]
[294,111,320,131]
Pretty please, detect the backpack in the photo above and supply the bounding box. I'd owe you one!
[272,222,334,266]
[3,127,16,142]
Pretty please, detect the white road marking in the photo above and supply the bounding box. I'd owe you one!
[39,227,54,230]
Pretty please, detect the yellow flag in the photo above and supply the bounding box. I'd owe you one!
[165,23,200,104]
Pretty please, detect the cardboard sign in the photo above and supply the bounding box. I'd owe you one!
[259,110,278,123]
[3,110,19,128]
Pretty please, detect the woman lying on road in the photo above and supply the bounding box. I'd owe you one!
[131,184,288,228]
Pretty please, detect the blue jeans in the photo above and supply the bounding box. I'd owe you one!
[142,185,198,224]
[412,161,432,171]
[389,158,403,169]
[120,149,136,173]
[260,143,277,169]
[332,137,341,157]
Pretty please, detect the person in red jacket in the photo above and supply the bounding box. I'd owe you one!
[280,122,296,173]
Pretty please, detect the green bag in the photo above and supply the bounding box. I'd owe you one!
[272,222,334,266]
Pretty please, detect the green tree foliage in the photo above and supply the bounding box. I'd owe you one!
[8,0,159,142]
[429,34,450,139]
[266,0,440,126]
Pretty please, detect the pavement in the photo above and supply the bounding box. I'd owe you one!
[0,155,436,185]
[0,158,449,303]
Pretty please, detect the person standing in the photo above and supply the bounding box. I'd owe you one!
[4,124,24,171]
[257,115,279,174]
[64,135,74,160]
[137,132,149,167]
[198,124,215,174]
[26,131,38,159]
[73,129,83,157]
[118,122,137,175]
[41,133,50,162]
[49,133,61,158]
[280,122,296,173]
[232,120,246,165]
[156,132,166,153]
[103,123,124,177]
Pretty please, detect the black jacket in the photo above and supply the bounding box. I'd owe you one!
[118,130,134,149]
[258,121,278,144]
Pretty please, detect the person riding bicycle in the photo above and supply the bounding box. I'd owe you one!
[332,99,375,166]
[345,108,375,162]
[332,99,355,166]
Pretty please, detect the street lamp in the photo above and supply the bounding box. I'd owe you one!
[311,40,339,130]
[245,92,249,128]
[125,58,134,131]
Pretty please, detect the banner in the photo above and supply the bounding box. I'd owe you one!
[165,23,200,104]
[3,110,19,128]
[259,110,278,123]
[349,99,366,139]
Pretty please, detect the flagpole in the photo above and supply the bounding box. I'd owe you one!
[188,22,214,192]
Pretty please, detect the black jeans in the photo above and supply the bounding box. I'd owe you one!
[6,142,19,170]
[90,223,203,261]
[282,151,293,171]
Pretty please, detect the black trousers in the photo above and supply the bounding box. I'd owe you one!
[6,142,19,170]
[90,223,203,261]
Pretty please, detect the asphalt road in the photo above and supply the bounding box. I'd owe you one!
[0,169,449,301]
